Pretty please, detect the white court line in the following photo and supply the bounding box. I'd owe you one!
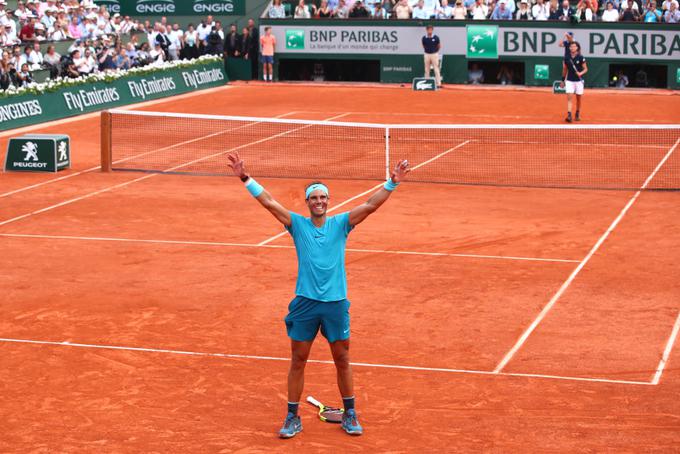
[0,233,578,263]
[651,312,680,385]
[493,137,680,374]
[256,141,471,246]
[0,109,299,199]
[0,337,654,386]
[0,113,346,227]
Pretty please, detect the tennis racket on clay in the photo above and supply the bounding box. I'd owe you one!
[306,395,344,423]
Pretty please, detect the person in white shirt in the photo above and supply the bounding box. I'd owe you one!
[294,0,313,18]
[78,48,97,74]
[470,0,489,18]
[601,1,619,20]
[661,0,678,11]
[436,0,454,17]
[28,42,43,69]
[532,0,550,19]
[452,0,468,17]
[423,0,441,16]
[412,0,432,17]
[167,23,183,61]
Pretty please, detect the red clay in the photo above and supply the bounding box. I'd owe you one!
[0,84,678,452]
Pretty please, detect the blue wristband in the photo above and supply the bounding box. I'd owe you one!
[245,177,264,197]
[384,178,399,192]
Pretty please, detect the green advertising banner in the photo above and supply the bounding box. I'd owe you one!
[534,64,549,80]
[467,25,499,59]
[94,0,245,16]
[0,60,227,132]
[677,68,680,84]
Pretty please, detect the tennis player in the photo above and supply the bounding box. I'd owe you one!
[559,33,588,123]
[227,151,410,439]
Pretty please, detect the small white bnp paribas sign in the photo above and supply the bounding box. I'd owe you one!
[267,25,680,61]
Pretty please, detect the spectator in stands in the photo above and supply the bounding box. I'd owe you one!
[196,19,212,54]
[0,24,10,47]
[10,46,22,69]
[295,0,314,18]
[664,2,680,21]
[150,42,165,63]
[620,0,639,12]
[575,0,595,20]
[661,0,679,13]
[225,23,241,58]
[28,42,43,69]
[555,0,574,20]
[491,0,513,18]
[468,63,484,84]
[269,0,287,18]
[43,44,60,78]
[470,0,489,18]
[77,47,96,74]
[114,48,131,70]
[167,23,183,61]
[620,0,641,19]
[247,19,259,80]
[205,25,224,55]
[34,22,47,41]
[19,15,37,42]
[48,22,69,40]
[412,0,431,17]
[336,0,351,17]
[240,26,255,61]
[423,0,442,16]
[135,42,153,67]
[317,0,334,17]
[373,1,390,17]
[516,0,532,19]
[41,7,56,29]
[601,1,620,20]
[125,42,137,62]
[155,25,172,57]
[350,0,371,16]
[2,11,19,44]
[68,16,81,40]
[394,0,413,17]
[16,62,32,86]
[183,24,200,60]
[436,0,454,18]
[452,0,468,18]
[642,1,662,20]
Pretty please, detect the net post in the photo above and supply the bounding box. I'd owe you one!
[385,126,390,180]
[100,110,112,172]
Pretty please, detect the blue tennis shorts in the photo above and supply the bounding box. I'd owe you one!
[285,296,350,343]
[261,55,274,64]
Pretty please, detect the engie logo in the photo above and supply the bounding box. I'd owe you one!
[466,25,498,59]
[193,0,235,13]
[95,0,121,13]
[286,30,304,50]
[136,0,176,13]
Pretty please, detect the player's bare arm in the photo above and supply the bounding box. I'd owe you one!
[228,151,292,227]
[349,160,410,226]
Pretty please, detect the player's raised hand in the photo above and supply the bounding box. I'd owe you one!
[227,151,248,179]
[391,159,411,184]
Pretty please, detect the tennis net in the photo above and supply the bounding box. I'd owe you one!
[102,110,680,191]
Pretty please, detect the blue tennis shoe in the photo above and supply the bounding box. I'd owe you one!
[279,412,302,438]
[341,409,363,436]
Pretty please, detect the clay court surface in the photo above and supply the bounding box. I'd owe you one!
[1,84,679,452]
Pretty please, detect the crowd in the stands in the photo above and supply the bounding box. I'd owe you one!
[267,0,680,22]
